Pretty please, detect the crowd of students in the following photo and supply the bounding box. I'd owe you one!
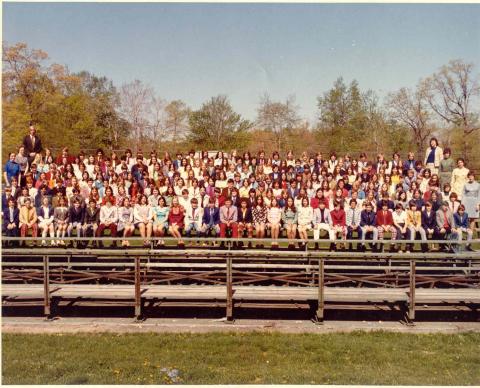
[2,128,480,252]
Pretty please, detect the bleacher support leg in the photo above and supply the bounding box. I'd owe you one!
[134,257,143,321]
[226,257,234,322]
[407,260,416,325]
[316,258,325,324]
[43,255,51,319]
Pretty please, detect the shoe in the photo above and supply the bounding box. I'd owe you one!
[466,245,475,252]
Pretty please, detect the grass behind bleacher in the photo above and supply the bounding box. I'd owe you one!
[3,332,479,384]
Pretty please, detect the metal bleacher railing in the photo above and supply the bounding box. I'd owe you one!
[2,237,480,324]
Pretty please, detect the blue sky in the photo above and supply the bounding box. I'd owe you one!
[3,3,480,122]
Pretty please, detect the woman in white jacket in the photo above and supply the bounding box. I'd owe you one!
[297,197,313,243]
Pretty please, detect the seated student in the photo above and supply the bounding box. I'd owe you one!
[83,199,100,246]
[406,201,426,253]
[330,200,347,250]
[184,198,203,239]
[37,196,55,246]
[168,197,185,247]
[97,198,118,248]
[392,203,408,253]
[118,197,135,248]
[436,200,455,252]
[376,200,397,252]
[313,201,334,250]
[267,198,282,248]
[297,197,313,248]
[134,194,153,247]
[346,199,363,251]
[376,193,395,212]
[54,197,70,246]
[421,201,438,251]
[219,197,238,244]
[447,192,460,214]
[67,199,85,247]
[152,196,169,247]
[19,197,38,246]
[360,202,378,252]
[453,204,474,251]
[3,198,19,247]
[237,198,253,242]
[252,196,268,246]
[282,197,298,250]
[201,198,221,242]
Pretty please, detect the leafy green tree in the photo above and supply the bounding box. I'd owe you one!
[188,95,252,150]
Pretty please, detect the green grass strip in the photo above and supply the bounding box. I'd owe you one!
[3,332,480,385]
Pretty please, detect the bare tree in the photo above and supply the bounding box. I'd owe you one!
[421,59,480,158]
[118,80,153,153]
[386,86,432,154]
[256,94,301,153]
[148,94,167,143]
[164,100,190,142]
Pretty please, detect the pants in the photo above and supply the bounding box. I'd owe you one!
[68,222,83,237]
[332,225,347,239]
[408,226,426,240]
[361,226,378,241]
[97,223,117,238]
[185,222,202,236]
[220,222,238,238]
[202,224,220,237]
[314,223,334,240]
[455,227,473,242]
[347,226,363,240]
[20,223,38,237]
[377,225,397,240]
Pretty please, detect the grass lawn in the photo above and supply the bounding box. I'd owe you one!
[2,332,480,385]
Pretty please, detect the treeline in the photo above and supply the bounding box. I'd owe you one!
[3,42,480,167]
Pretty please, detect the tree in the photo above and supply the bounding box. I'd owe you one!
[317,78,377,152]
[386,86,432,154]
[164,100,190,142]
[188,95,252,150]
[256,94,301,152]
[118,80,153,152]
[421,59,480,160]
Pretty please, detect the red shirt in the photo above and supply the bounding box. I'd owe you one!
[376,210,393,226]
[330,209,346,226]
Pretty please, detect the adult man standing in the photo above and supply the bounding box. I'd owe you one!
[23,125,43,164]
[219,198,238,244]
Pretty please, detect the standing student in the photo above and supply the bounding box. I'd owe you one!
[439,148,454,187]
[453,205,474,251]
[267,197,282,248]
[117,197,135,248]
[462,172,480,238]
[424,137,443,175]
[282,197,298,249]
[451,158,469,200]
